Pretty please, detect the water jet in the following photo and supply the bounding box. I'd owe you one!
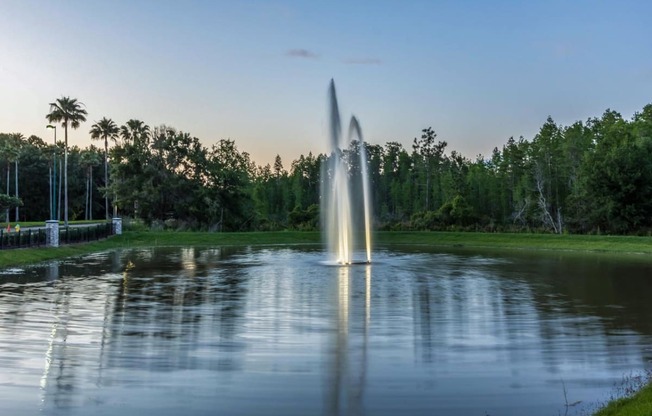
[321,80,373,265]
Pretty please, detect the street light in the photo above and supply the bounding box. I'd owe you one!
[46,125,57,221]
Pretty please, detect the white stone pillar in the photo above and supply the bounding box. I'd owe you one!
[45,220,59,247]
[112,217,122,235]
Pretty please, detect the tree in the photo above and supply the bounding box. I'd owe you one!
[0,194,22,213]
[205,140,255,231]
[109,124,211,225]
[273,154,284,179]
[579,109,652,233]
[9,133,24,222]
[271,154,289,223]
[530,117,565,233]
[466,155,497,228]
[17,136,50,221]
[145,126,208,224]
[90,117,119,220]
[109,120,151,219]
[80,147,101,220]
[120,119,150,147]
[412,127,447,211]
[379,141,405,220]
[562,121,593,231]
[46,97,88,226]
[0,134,23,223]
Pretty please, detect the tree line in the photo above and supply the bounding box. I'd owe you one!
[1,97,651,235]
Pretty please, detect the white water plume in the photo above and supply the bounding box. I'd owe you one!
[321,80,372,264]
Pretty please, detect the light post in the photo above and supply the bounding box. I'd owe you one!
[46,125,57,221]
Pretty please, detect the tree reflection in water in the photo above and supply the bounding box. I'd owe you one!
[0,246,651,416]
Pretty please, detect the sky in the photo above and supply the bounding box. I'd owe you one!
[1,0,652,167]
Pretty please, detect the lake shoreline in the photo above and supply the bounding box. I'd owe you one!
[1,230,652,269]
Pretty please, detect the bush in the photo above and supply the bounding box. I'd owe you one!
[288,204,319,230]
[123,217,148,231]
[164,218,178,229]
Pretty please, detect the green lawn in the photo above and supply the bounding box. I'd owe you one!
[1,229,651,269]
[2,220,108,229]
[376,231,652,253]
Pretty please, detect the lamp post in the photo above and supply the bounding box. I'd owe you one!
[46,125,56,221]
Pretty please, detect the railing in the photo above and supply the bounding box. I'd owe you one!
[60,223,113,245]
[0,222,114,250]
[0,228,47,249]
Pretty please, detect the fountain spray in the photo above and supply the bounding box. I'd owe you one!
[322,80,372,264]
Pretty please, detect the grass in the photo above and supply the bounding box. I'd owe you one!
[376,231,652,253]
[594,382,652,416]
[0,231,321,268]
[1,229,651,269]
[2,219,108,229]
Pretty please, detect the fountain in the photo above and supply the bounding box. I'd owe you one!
[321,80,373,264]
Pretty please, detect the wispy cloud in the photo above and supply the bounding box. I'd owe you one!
[342,57,382,65]
[286,49,319,59]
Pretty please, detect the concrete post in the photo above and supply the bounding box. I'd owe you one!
[112,217,122,235]
[45,220,59,247]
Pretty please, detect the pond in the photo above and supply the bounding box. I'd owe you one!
[1,245,651,416]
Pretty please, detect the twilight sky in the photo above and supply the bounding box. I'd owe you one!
[1,0,651,167]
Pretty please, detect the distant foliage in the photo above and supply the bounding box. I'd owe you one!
[4,104,652,234]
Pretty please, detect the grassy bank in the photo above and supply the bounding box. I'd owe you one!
[0,231,319,268]
[2,220,107,229]
[1,230,651,269]
[594,382,652,416]
[377,231,652,253]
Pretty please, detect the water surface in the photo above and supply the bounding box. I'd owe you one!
[1,246,651,415]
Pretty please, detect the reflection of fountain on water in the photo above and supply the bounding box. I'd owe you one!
[326,263,372,416]
[322,80,373,265]
[3,248,652,415]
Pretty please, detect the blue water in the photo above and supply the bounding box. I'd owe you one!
[1,246,651,415]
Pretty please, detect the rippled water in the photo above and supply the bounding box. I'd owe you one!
[1,246,651,416]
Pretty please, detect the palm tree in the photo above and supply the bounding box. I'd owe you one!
[46,97,87,226]
[120,119,150,147]
[118,119,150,219]
[90,117,118,220]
